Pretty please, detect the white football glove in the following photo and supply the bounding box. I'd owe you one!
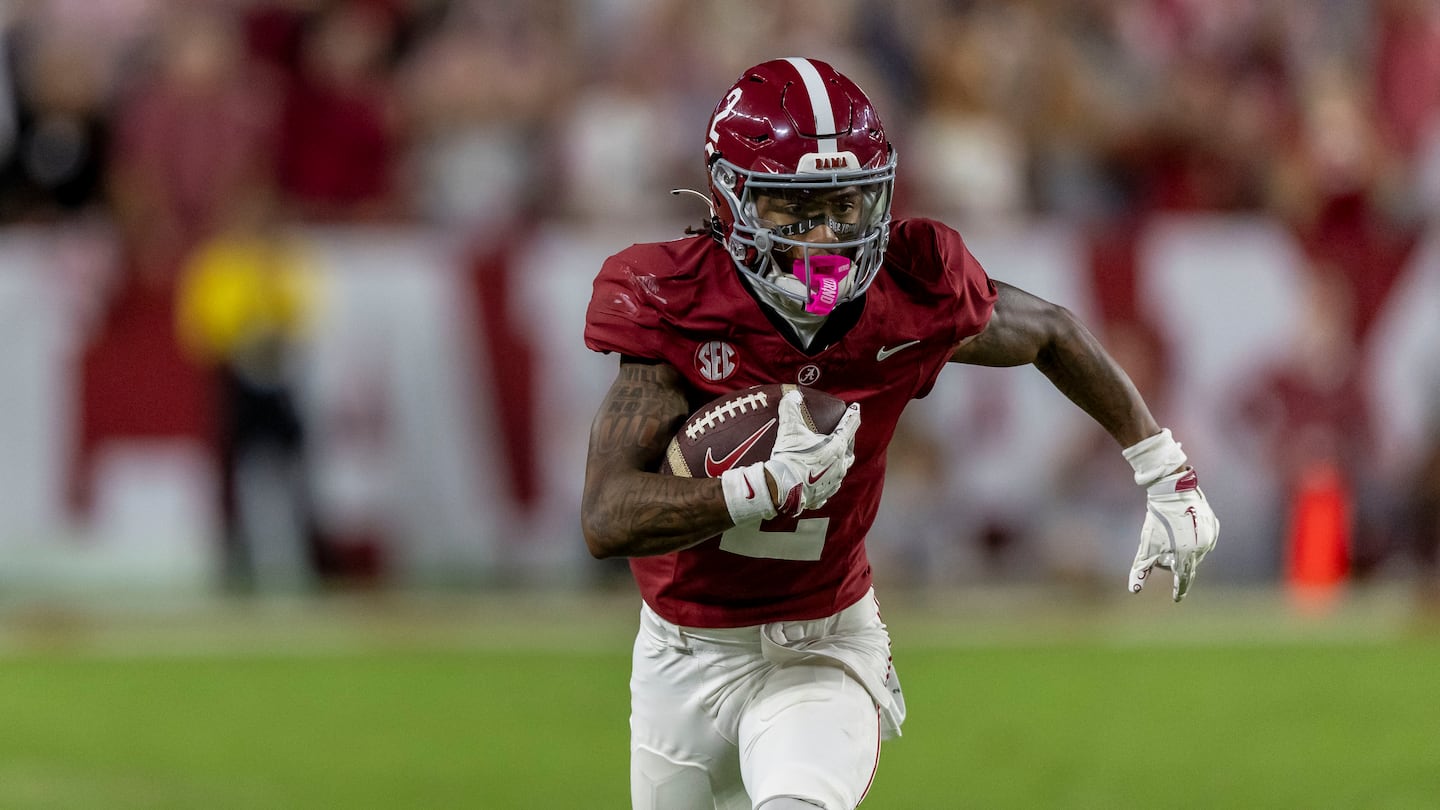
[1129,467,1220,602]
[765,391,860,518]
[720,391,859,525]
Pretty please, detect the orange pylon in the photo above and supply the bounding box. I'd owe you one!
[1286,461,1351,609]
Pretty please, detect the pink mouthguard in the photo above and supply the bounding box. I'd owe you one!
[791,255,850,315]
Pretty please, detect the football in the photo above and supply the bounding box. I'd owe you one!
[663,384,849,478]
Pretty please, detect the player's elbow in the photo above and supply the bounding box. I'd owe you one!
[1042,300,1082,341]
[581,468,623,558]
[580,507,624,559]
[1035,302,1088,365]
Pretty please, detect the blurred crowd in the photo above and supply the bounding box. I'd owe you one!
[4,0,1439,592]
[7,0,1440,230]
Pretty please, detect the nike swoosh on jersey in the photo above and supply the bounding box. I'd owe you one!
[704,418,777,477]
[876,340,921,361]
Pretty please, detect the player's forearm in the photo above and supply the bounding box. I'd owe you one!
[582,360,737,557]
[581,472,734,558]
[1034,311,1160,448]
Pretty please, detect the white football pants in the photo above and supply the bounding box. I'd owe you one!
[629,590,905,810]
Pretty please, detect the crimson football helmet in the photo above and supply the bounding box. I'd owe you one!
[702,58,896,316]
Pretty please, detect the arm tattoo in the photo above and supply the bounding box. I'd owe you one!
[591,366,680,457]
[581,362,738,558]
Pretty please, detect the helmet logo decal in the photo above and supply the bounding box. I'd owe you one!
[797,365,821,385]
[695,341,738,382]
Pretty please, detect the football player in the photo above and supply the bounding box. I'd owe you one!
[582,57,1219,810]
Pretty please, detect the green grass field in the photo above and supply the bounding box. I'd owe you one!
[0,588,1437,808]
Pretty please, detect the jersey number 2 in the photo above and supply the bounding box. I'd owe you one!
[719,517,829,561]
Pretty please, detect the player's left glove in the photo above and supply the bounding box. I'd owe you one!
[1128,467,1219,601]
[763,392,860,518]
[1122,428,1219,602]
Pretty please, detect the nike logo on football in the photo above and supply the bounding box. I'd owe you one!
[704,418,777,477]
[876,340,921,361]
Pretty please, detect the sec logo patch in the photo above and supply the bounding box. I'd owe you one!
[695,341,737,382]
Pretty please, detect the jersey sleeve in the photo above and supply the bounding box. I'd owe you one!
[938,225,998,346]
[887,219,998,347]
[584,250,667,360]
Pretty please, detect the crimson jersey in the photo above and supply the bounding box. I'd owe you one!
[585,218,996,627]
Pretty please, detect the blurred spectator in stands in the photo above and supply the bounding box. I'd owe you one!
[177,195,325,591]
[0,23,109,221]
[1270,59,1417,343]
[243,0,319,75]
[277,1,402,221]
[1130,50,1287,212]
[397,0,570,231]
[1024,3,1139,220]
[745,1,871,78]
[1371,0,1440,220]
[109,6,279,283]
[907,7,1027,221]
[0,0,164,222]
[555,0,694,222]
[1373,0,1440,162]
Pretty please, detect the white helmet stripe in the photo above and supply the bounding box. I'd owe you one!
[784,57,838,153]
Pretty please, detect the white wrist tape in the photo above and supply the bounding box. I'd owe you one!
[720,462,777,526]
[1122,428,1188,487]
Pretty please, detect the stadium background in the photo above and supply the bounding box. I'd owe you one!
[0,1,1438,807]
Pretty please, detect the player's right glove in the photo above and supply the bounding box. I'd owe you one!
[720,391,860,525]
